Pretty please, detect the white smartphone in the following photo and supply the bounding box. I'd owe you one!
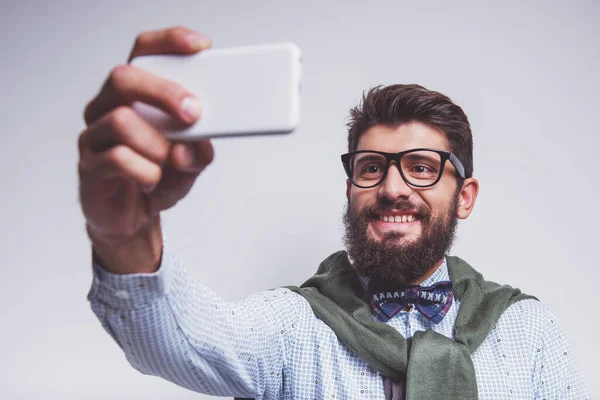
[131,43,302,140]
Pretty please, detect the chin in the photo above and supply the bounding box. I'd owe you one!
[368,231,420,247]
[383,236,420,248]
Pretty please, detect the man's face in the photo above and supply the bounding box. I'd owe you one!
[344,122,466,284]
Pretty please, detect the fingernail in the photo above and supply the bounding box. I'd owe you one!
[142,183,157,194]
[186,33,211,49]
[181,96,203,122]
[182,144,196,167]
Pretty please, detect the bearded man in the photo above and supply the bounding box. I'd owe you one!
[80,27,589,399]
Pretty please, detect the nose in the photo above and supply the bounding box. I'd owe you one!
[378,163,413,200]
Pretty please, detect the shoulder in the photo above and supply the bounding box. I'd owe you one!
[247,287,318,323]
[501,298,553,325]
[250,288,341,350]
[477,299,562,364]
[498,298,562,342]
[503,298,555,321]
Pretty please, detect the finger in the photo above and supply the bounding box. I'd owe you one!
[146,141,214,213]
[79,106,170,166]
[145,166,201,213]
[79,145,162,192]
[84,64,203,126]
[129,26,211,61]
[170,140,214,172]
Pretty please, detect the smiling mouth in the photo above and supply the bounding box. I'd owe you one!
[377,214,418,223]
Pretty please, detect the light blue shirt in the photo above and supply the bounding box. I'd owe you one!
[88,242,590,399]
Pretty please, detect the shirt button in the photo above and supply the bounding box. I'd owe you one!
[115,290,130,299]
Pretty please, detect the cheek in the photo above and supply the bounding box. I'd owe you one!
[419,188,456,219]
[348,188,376,210]
[433,199,459,221]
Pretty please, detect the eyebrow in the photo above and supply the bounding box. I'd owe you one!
[402,153,439,163]
[353,154,387,163]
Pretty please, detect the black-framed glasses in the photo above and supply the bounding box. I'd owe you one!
[341,148,466,189]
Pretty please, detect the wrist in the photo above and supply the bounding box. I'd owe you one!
[89,216,163,274]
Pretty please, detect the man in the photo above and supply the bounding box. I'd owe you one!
[79,27,589,399]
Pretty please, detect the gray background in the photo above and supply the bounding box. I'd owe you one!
[1,0,598,398]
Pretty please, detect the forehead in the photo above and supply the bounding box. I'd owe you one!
[356,122,450,152]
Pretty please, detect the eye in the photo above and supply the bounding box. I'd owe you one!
[411,165,432,174]
[363,165,381,174]
[352,155,387,180]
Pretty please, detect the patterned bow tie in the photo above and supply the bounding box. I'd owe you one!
[370,281,454,324]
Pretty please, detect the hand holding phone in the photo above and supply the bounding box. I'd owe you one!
[78,27,217,275]
[131,43,303,140]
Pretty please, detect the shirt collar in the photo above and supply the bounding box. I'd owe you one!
[420,258,450,287]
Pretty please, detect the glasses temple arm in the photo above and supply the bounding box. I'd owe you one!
[448,153,466,179]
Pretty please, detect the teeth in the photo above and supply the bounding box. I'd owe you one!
[379,215,417,223]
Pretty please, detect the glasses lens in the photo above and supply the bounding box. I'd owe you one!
[400,150,443,186]
[350,152,388,187]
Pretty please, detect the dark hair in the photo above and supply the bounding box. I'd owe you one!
[347,84,474,178]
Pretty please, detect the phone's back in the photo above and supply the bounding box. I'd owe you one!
[131,43,302,140]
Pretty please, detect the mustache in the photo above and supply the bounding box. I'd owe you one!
[359,198,430,220]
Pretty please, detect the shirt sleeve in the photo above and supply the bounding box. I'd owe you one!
[87,242,296,399]
[532,305,590,399]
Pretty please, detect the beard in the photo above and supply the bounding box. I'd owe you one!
[343,194,459,287]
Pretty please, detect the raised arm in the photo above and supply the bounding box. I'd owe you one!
[88,244,294,397]
[78,26,213,275]
[79,26,294,398]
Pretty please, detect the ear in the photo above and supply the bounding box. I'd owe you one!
[456,178,479,219]
[346,178,351,201]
